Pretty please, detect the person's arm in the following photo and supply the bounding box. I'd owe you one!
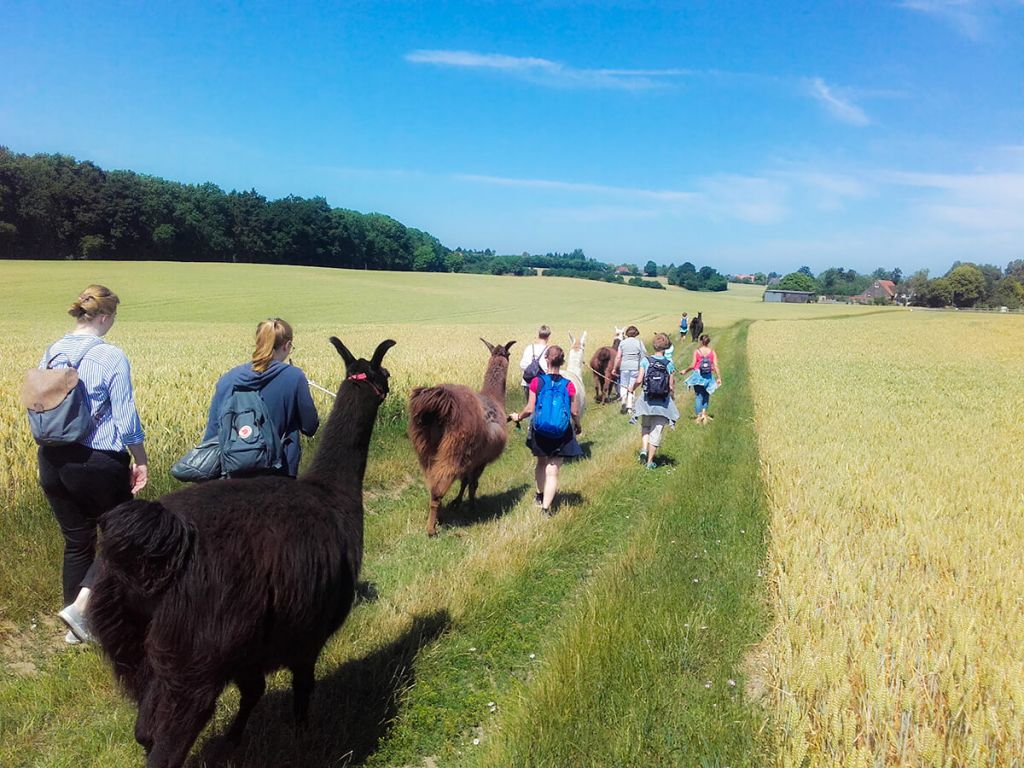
[295,372,320,436]
[614,348,622,368]
[126,443,149,494]
[682,349,699,375]
[569,382,581,435]
[511,387,538,423]
[712,352,723,384]
[630,365,646,394]
[107,353,148,493]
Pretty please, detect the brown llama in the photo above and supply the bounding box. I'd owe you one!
[588,326,624,404]
[408,338,515,537]
[88,338,396,768]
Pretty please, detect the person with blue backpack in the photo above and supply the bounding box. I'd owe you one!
[681,333,723,425]
[201,317,320,478]
[28,285,148,645]
[509,346,583,517]
[629,333,680,469]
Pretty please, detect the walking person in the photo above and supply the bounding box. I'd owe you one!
[509,346,583,517]
[34,285,149,645]
[614,325,646,421]
[681,334,723,424]
[202,317,320,478]
[679,312,689,340]
[518,324,551,397]
[630,333,680,469]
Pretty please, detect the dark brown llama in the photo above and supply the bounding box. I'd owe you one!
[408,338,515,537]
[588,326,624,404]
[88,338,396,768]
[690,311,704,342]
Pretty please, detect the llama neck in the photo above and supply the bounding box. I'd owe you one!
[567,349,584,377]
[304,380,382,494]
[480,358,509,405]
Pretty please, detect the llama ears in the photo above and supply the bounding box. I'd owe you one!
[480,338,495,354]
[330,336,356,368]
[480,338,516,356]
[581,331,588,346]
[331,337,397,369]
[371,339,397,367]
[504,341,516,354]
[568,331,575,346]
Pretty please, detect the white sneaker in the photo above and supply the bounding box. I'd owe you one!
[64,630,83,645]
[58,604,93,643]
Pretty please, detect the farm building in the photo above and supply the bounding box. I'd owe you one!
[850,280,897,304]
[763,289,815,303]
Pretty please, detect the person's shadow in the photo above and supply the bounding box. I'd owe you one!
[443,483,531,528]
[191,610,451,767]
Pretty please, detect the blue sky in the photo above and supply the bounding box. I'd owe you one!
[2,0,1022,275]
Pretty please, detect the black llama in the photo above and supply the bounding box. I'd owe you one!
[89,337,396,768]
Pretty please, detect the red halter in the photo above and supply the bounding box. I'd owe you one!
[347,372,387,400]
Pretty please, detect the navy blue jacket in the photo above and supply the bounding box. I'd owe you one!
[202,361,320,477]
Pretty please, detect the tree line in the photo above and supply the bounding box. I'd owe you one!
[0,147,449,270]
[768,263,1024,309]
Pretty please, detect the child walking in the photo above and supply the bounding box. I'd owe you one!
[630,333,679,469]
[681,334,722,424]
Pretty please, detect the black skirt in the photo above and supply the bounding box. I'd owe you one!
[526,425,584,458]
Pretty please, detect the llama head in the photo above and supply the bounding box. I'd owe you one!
[480,338,516,360]
[329,337,397,397]
[614,326,625,341]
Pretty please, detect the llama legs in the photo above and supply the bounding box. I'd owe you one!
[225,669,266,744]
[291,660,316,725]
[146,685,219,768]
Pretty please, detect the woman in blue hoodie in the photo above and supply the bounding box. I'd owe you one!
[202,318,320,477]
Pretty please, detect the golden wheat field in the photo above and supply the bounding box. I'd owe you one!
[748,312,1024,767]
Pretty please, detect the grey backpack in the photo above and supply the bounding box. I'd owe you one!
[22,337,106,446]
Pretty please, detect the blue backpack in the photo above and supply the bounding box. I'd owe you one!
[22,337,106,446]
[532,375,571,438]
[217,386,283,476]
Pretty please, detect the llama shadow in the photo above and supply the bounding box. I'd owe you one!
[191,610,451,768]
[654,455,679,467]
[355,580,379,604]
[442,483,531,529]
[551,490,583,513]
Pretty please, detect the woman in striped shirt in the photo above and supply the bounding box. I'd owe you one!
[37,284,148,644]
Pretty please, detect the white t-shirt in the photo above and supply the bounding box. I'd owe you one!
[519,342,550,384]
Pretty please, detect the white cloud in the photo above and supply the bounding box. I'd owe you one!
[454,173,697,202]
[878,168,1024,231]
[405,49,691,90]
[899,0,986,39]
[807,77,870,126]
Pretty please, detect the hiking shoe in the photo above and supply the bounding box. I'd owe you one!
[534,492,543,507]
[628,415,638,425]
[64,630,82,645]
[646,461,657,470]
[58,604,93,643]
[638,450,647,463]
[541,507,554,517]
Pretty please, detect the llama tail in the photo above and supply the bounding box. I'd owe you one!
[407,385,464,468]
[90,499,195,700]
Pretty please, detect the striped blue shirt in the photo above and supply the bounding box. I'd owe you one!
[39,333,145,451]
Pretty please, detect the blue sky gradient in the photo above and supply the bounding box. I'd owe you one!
[2,0,1022,274]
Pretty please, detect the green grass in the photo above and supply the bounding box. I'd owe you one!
[0,261,804,766]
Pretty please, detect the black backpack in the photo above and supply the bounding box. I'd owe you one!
[644,356,671,397]
[699,354,713,377]
[523,345,548,384]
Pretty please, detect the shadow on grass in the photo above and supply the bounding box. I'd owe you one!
[442,483,531,529]
[551,490,584,513]
[192,610,451,768]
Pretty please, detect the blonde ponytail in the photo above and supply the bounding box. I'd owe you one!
[252,318,293,372]
[68,284,119,320]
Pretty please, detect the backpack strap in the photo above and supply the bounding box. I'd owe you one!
[532,344,548,362]
[45,336,106,370]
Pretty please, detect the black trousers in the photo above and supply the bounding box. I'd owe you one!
[38,444,132,605]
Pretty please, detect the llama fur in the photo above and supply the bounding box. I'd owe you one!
[88,337,396,768]
[408,338,515,537]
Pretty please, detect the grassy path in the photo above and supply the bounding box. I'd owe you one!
[0,323,772,767]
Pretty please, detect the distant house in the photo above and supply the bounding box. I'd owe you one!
[732,273,757,283]
[614,265,633,275]
[763,289,815,303]
[850,280,897,304]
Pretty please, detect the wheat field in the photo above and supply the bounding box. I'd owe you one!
[748,312,1024,767]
